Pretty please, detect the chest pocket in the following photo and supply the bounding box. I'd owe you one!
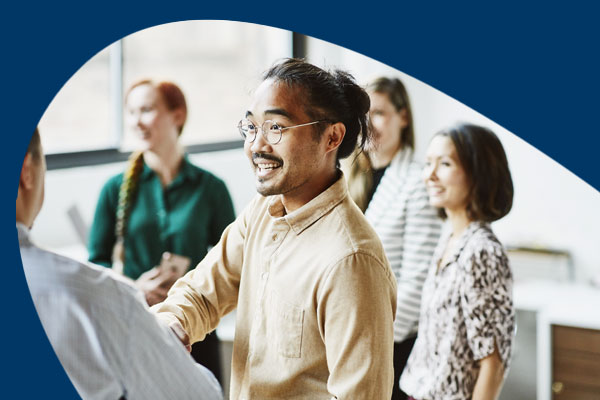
[270,291,304,358]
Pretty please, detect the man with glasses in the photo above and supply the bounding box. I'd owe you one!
[154,59,397,399]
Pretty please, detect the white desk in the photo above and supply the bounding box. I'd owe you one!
[514,280,600,400]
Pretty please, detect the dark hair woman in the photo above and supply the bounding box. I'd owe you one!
[400,123,515,400]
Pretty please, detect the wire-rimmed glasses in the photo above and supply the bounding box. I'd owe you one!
[238,119,330,145]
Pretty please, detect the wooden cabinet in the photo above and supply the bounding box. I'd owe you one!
[552,325,600,399]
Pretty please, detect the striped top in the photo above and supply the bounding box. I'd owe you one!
[365,149,443,342]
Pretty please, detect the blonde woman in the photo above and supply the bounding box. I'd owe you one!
[345,77,442,400]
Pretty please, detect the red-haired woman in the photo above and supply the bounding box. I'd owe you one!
[88,79,234,384]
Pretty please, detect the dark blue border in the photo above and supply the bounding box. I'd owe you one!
[4,2,599,398]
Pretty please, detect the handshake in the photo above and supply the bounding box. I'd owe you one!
[136,252,191,306]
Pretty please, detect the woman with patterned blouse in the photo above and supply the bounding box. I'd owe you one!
[400,123,515,400]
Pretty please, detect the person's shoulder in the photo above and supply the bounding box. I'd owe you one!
[467,223,503,250]
[227,193,267,230]
[461,223,509,273]
[335,195,376,234]
[322,205,395,287]
[390,149,421,175]
[105,170,126,185]
[82,259,139,299]
[185,160,208,177]
[22,245,138,300]
[98,171,126,195]
[245,194,276,220]
[331,198,389,262]
[185,160,229,187]
[21,244,82,274]
[403,159,427,186]
[406,156,424,171]
[387,154,427,196]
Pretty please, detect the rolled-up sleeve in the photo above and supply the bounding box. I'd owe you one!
[459,244,514,369]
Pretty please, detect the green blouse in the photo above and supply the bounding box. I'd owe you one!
[88,156,235,280]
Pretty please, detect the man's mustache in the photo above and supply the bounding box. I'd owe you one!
[252,153,283,164]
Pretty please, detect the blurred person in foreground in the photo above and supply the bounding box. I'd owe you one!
[153,58,397,399]
[18,127,222,400]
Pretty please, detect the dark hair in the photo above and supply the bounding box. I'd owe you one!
[263,58,371,163]
[367,77,414,150]
[28,127,42,161]
[436,123,514,222]
[126,79,188,135]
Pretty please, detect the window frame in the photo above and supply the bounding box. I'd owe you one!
[46,32,307,171]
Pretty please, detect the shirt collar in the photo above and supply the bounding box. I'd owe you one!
[16,222,32,247]
[139,155,202,184]
[437,220,490,267]
[389,147,414,173]
[267,170,349,235]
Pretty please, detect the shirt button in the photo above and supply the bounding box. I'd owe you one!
[261,272,268,280]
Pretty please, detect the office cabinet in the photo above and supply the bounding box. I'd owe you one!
[552,325,600,399]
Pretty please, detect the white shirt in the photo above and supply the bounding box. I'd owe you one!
[18,223,222,400]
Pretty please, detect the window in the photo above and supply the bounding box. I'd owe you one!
[40,21,293,157]
[40,47,112,154]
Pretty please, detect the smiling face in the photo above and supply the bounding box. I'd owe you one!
[243,79,338,210]
[423,135,471,215]
[125,84,181,152]
[368,91,406,158]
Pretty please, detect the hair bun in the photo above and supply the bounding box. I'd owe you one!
[263,59,370,163]
[334,70,370,115]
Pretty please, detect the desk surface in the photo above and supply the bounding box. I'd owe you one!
[515,280,600,330]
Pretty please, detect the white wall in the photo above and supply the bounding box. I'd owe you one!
[306,37,600,282]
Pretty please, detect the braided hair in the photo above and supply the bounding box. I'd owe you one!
[113,79,187,264]
[113,151,144,262]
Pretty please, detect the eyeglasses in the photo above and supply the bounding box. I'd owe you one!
[238,119,330,145]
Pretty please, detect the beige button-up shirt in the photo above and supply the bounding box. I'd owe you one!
[154,174,397,399]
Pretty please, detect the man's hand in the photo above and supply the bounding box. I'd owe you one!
[135,266,179,306]
[169,320,192,352]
